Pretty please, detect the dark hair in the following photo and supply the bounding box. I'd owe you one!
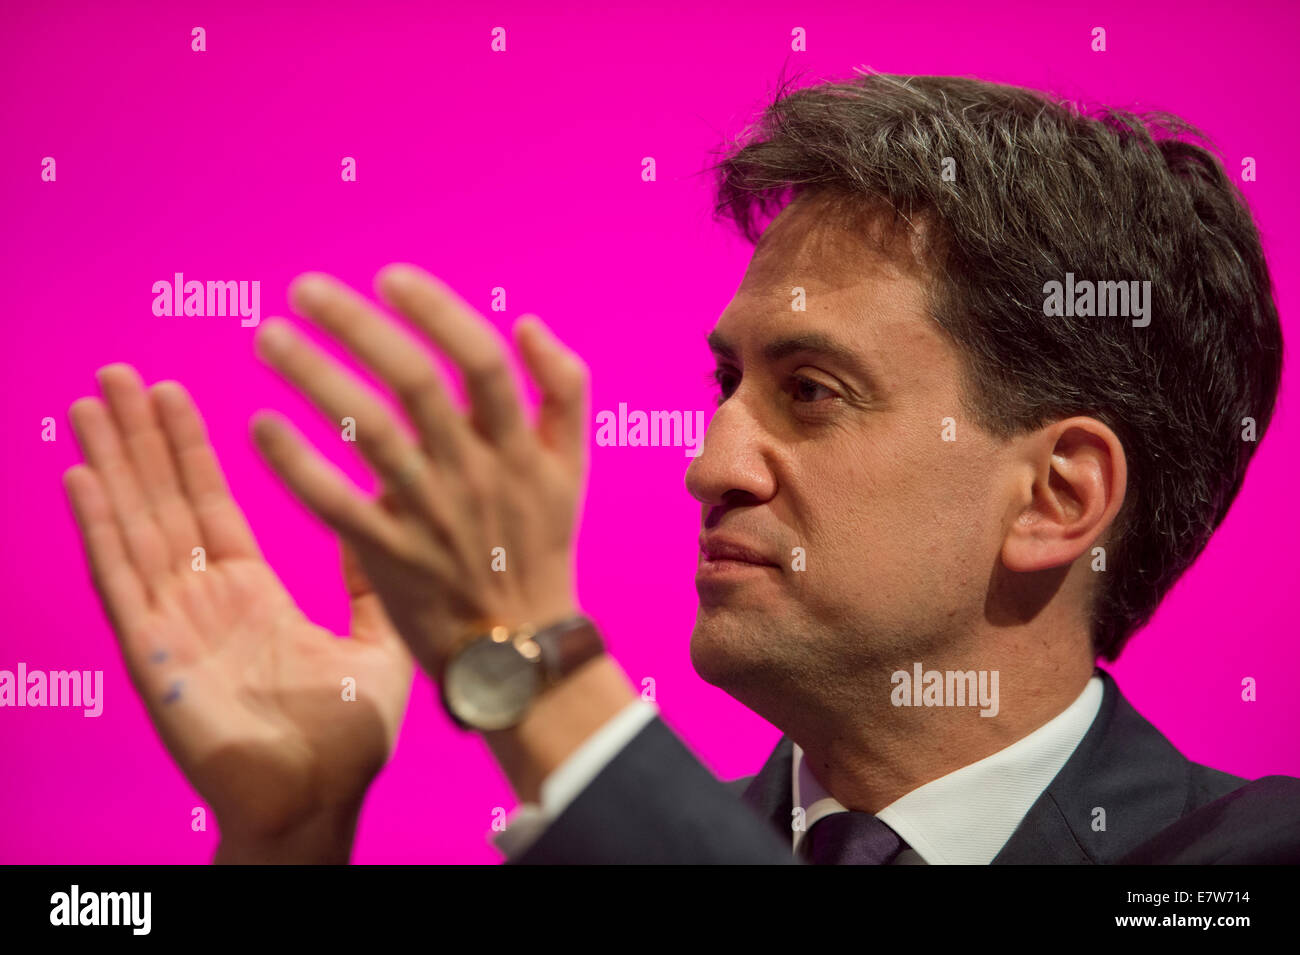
[707,69,1283,661]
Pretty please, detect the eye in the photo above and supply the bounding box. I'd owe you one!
[789,374,837,403]
[706,367,740,405]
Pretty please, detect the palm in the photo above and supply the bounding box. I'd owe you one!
[133,555,411,839]
[64,368,413,847]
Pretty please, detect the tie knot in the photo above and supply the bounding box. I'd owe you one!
[802,811,906,865]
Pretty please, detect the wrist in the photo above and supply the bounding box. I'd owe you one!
[479,653,638,804]
[213,801,362,865]
[439,608,602,732]
[430,602,583,682]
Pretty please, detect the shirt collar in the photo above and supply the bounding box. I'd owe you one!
[792,675,1103,864]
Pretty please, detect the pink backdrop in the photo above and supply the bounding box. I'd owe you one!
[2,1,1296,863]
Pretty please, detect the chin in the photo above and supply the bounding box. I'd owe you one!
[688,625,728,688]
[689,611,777,693]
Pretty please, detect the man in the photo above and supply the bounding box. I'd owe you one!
[64,72,1298,864]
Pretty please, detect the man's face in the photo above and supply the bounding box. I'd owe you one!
[686,196,1019,707]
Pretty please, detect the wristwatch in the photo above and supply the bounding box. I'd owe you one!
[439,613,606,731]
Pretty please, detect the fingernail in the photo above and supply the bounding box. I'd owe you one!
[378,266,416,296]
[95,363,127,384]
[293,275,330,307]
[256,322,291,358]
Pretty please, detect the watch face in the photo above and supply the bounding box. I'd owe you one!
[444,637,540,730]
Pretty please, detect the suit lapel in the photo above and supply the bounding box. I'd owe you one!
[992,668,1195,864]
[738,734,796,840]
[735,670,1200,864]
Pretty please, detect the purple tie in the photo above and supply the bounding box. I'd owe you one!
[802,811,906,865]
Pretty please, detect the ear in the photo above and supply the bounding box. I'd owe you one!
[1001,416,1127,573]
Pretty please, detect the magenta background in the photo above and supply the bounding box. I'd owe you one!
[2,1,1297,864]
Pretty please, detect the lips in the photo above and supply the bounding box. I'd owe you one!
[699,536,778,566]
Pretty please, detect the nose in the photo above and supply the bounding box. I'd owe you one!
[685,397,776,508]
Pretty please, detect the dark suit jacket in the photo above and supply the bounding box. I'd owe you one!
[514,668,1300,863]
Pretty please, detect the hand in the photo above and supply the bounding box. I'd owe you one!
[248,264,590,680]
[63,365,414,860]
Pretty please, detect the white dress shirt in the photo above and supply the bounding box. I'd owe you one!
[494,676,1103,863]
[796,675,1103,863]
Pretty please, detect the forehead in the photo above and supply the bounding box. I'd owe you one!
[713,194,952,388]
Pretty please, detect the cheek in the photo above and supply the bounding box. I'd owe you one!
[796,432,1000,601]
[904,447,1009,614]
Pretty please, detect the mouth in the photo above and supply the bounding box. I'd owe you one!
[696,536,780,588]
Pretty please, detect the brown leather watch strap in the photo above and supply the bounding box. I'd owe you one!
[532,614,605,685]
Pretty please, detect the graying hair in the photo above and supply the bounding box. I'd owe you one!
[707,69,1283,661]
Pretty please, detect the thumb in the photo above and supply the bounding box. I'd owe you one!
[514,314,589,471]
[339,535,395,642]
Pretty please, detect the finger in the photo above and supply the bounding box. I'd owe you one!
[151,380,265,562]
[288,273,467,468]
[68,394,173,592]
[253,319,454,528]
[514,314,590,472]
[374,264,527,446]
[96,365,207,568]
[248,408,415,559]
[63,464,153,646]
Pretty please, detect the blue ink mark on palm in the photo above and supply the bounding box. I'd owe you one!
[150,650,168,664]
[163,681,183,704]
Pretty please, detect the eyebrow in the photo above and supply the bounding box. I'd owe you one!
[706,329,878,383]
